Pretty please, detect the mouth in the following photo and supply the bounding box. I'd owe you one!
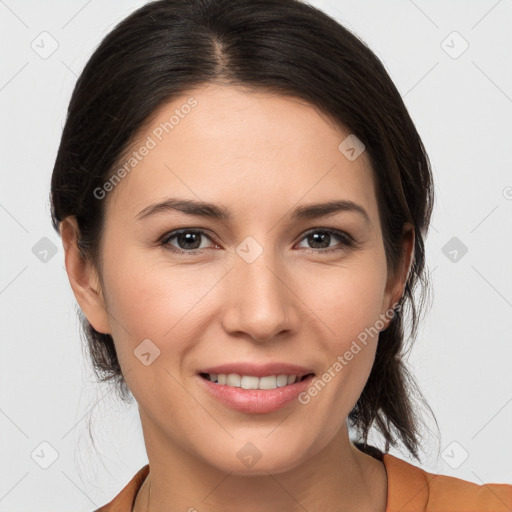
[197,371,316,413]
[199,372,315,389]
[197,367,317,413]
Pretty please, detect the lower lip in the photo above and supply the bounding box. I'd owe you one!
[197,374,315,414]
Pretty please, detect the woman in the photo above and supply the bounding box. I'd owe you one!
[50,0,512,510]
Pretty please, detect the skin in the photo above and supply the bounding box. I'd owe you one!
[61,83,414,512]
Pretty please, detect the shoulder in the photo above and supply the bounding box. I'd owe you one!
[383,453,512,511]
[94,464,150,512]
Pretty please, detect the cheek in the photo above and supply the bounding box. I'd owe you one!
[99,249,225,412]
[304,257,388,341]
[297,258,387,408]
[100,246,226,356]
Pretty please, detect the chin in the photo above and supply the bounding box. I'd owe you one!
[196,435,309,476]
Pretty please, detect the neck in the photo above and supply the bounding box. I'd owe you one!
[133,416,387,512]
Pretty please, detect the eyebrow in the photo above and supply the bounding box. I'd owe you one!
[135,198,371,225]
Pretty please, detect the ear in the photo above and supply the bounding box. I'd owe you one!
[60,216,112,335]
[379,222,415,330]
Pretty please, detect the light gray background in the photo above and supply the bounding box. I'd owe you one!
[1,0,511,510]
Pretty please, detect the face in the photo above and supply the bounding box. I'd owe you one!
[68,83,411,475]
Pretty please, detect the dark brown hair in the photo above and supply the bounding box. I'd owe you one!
[50,0,438,462]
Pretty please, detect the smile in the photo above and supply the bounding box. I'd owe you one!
[200,372,314,389]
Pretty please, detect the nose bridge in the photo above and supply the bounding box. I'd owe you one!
[222,239,295,341]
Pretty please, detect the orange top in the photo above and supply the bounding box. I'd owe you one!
[95,453,512,511]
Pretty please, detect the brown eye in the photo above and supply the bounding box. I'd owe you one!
[296,229,354,253]
[161,229,215,254]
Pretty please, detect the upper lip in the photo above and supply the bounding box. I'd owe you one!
[198,362,315,379]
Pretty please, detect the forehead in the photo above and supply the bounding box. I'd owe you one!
[105,83,378,224]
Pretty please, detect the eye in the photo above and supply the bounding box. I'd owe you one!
[295,228,355,253]
[161,229,217,254]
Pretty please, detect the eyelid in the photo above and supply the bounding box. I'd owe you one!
[159,228,219,250]
[299,227,355,245]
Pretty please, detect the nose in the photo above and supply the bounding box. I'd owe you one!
[220,250,298,343]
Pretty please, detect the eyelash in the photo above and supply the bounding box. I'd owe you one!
[159,228,356,255]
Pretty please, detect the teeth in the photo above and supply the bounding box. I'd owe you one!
[206,373,302,389]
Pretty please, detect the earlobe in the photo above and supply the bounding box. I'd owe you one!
[60,216,112,335]
[380,223,415,330]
